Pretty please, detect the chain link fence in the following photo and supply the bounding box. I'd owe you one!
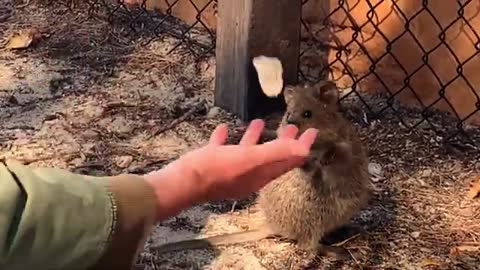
[12,0,480,147]
[299,0,480,147]
[45,0,217,58]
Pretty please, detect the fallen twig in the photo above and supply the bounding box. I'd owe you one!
[332,233,361,247]
[148,100,206,139]
[467,175,480,200]
[126,158,176,174]
[72,162,105,170]
[15,156,53,165]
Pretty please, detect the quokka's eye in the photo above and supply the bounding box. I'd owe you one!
[302,110,312,118]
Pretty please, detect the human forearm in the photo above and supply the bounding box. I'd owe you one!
[143,161,205,221]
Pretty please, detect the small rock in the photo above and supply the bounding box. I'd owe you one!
[410,231,421,238]
[115,155,134,168]
[234,119,244,126]
[81,142,96,153]
[82,129,99,139]
[421,169,433,177]
[417,178,427,186]
[368,162,384,182]
[110,116,133,134]
[69,158,84,167]
[207,106,221,118]
[84,103,105,119]
[120,72,136,81]
[149,70,162,87]
[420,247,432,253]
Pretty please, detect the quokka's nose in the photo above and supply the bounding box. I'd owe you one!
[286,113,296,125]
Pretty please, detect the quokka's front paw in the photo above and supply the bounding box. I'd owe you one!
[260,128,278,142]
[317,244,353,261]
[301,150,322,170]
[310,138,337,164]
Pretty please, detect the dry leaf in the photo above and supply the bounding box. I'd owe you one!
[252,55,283,98]
[5,28,42,50]
[115,155,134,168]
[420,258,442,267]
[466,176,480,199]
[410,231,421,238]
[450,245,480,256]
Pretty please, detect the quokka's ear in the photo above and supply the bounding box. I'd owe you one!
[283,85,295,104]
[311,80,339,106]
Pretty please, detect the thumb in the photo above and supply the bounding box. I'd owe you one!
[241,156,306,191]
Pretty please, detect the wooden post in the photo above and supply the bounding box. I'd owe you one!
[214,0,302,121]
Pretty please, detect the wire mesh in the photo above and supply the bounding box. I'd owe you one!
[300,0,480,147]
[40,0,217,59]
[15,0,480,148]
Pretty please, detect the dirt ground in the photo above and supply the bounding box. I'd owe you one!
[1,2,480,270]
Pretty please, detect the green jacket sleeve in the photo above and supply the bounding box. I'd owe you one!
[0,158,158,270]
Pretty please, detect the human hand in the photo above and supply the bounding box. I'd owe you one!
[121,0,145,7]
[144,119,318,215]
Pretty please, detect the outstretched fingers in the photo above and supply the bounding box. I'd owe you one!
[209,123,229,145]
[210,119,267,146]
[277,124,299,139]
[241,157,306,190]
[236,128,319,190]
[298,128,319,146]
[248,128,319,167]
[239,119,265,146]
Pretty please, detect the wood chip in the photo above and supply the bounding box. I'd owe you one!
[420,258,442,267]
[450,245,480,256]
[467,176,480,199]
[4,28,42,50]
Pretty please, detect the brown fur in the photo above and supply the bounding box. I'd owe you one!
[257,80,372,253]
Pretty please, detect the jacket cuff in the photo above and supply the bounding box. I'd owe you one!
[89,174,158,270]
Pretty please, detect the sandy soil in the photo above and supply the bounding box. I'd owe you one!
[1,2,480,270]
